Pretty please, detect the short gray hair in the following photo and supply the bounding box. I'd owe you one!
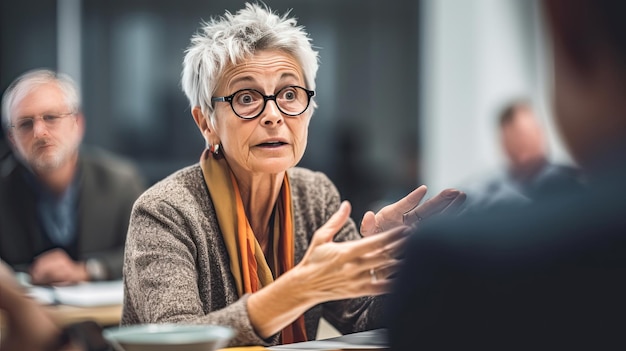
[1,69,81,133]
[181,2,319,123]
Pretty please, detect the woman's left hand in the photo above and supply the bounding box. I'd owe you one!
[360,185,466,236]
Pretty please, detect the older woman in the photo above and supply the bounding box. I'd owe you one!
[122,3,464,347]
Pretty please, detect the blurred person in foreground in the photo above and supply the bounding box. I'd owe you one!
[121,3,464,347]
[0,260,88,351]
[389,0,626,349]
[1,259,71,351]
[0,69,146,285]
[462,100,585,211]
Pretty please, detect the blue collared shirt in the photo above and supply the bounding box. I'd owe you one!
[24,171,79,247]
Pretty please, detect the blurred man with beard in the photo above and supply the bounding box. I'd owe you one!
[0,69,145,285]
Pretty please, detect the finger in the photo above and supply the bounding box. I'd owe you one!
[347,226,411,258]
[310,201,352,247]
[418,188,461,217]
[380,185,428,216]
[403,188,461,225]
[359,234,409,270]
[29,259,49,284]
[50,269,74,285]
[46,267,73,285]
[402,208,423,227]
[356,270,390,296]
[32,257,70,285]
[359,234,410,270]
[29,268,43,285]
[372,186,428,232]
[367,281,395,296]
[381,234,410,259]
[360,211,377,236]
[31,267,54,285]
[440,191,467,216]
[372,259,403,281]
[37,248,64,260]
[364,261,403,295]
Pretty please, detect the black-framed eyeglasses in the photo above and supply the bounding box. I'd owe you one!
[211,85,315,120]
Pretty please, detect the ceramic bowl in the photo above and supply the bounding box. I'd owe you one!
[103,324,235,351]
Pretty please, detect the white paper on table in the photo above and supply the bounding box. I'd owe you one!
[269,329,388,350]
[27,280,123,307]
[269,341,384,350]
[26,286,57,305]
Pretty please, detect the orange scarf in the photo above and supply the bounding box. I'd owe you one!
[200,149,307,344]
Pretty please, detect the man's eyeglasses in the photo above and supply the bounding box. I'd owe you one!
[211,85,315,120]
[10,112,76,137]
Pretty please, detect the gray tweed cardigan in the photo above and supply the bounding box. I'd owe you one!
[121,164,384,347]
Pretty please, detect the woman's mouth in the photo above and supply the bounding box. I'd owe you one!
[257,141,287,148]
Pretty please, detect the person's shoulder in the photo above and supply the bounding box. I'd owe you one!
[459,168,527,213]
[553,162,587,183]
[531,161,587,198]
[413,184,625,262]
[79,146,142,179]
[424,191,568,235]
[544,162,583,177]
[536,161,584,181]
[157,163,203,188]
[0,152,21,181]
[136,164,204,206]
[0,138,11,161]
[287,166,330,181]
[549,161,580,172]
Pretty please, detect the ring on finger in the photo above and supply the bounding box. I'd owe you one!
[369,268,377,283]
[403,210,423,225]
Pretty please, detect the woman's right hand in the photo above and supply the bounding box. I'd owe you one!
[246,201,409,339]
[294,201,410,301]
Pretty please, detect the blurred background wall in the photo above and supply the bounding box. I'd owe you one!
[0,0,573,220]
[420,0,573,194]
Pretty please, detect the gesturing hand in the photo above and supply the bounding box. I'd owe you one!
[247,201,411,339]
[296,201,410,301]
[360,185,466,236]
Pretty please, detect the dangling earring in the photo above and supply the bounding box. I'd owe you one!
[209,143,220,156]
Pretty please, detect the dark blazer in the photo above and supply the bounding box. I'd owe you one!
[388,159,626,350]
[0,147,146,279]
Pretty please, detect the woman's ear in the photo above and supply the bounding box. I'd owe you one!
[192,107,216,145]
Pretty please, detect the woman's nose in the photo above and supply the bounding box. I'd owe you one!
[260,100,284,126]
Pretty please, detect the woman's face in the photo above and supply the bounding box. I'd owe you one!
[211,50,312,176]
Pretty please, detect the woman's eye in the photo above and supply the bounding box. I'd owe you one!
[238,94,254,104]
[282,89,296,100]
